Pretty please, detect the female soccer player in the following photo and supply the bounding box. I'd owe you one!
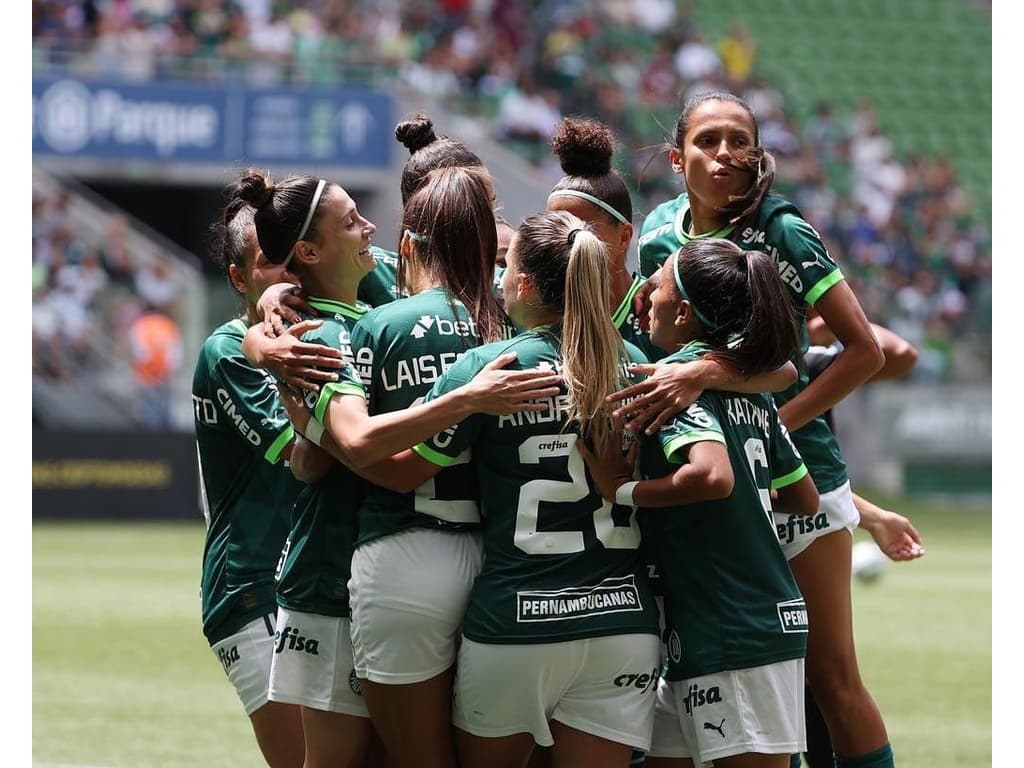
[583,238,820,768]
[618,91,895,768]
[194,190,305,768]
[345,210,664,768]
[233,168,382,768]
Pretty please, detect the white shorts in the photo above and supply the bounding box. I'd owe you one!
[453,633,661,752]
[267,607,368,717]
[774,479,859,560]
[349,528,483,684]
[645,659,806,764]
[210,613,277,716]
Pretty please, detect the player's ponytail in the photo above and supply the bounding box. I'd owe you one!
[670,239,799,375]
[516,210,628,452]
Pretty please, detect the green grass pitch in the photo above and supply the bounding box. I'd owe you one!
[32,496,991,767]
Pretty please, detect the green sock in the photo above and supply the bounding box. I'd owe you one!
[835,743,894,768]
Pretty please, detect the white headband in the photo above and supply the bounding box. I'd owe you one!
[547,189,629,225]
[282,178,327,267]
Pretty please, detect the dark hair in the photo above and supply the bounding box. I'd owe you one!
[401,166,505,344]
[396,113,484,203]
[669,238,799,375]
[236,169,330,264]
[549,117,633,225]
[515,210,627,451]
[674,91,776,228]
[209,181,257,276]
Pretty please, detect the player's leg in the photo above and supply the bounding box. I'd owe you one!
[211,612,305,768]
[548,721,634,768]
[267,608,371,768]
[299,707,374,768]
[249,701,305,768]
[802,683,834,767]
[360,669,457,768]
[788,529,893,765]
[526,746,551,768]
[456,728,537,768]
[349,530,483,768]
[712,753,791,768]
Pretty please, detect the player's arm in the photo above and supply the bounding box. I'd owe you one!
[350,448,442,494]
[296,352,561,470]
[288,434,335,484]
[609,358,798,436]
[771,472,819,517]
[869,324,918,382]
[778,281,884,432]
[581,437,734,508]
[808,306,917,383]
[241,319,346,393]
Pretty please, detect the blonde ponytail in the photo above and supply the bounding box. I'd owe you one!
[562,228,627,453]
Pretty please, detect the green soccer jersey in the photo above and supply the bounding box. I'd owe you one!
[638,343,810,680]
[413,327,661,644]
[273,298,368,617]
[612,273,665,361]
[193,318,303,645]
[638,192,847,493]
[356,246,400,307]
[345,287,485,546]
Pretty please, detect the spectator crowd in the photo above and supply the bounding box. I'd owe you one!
[32,0,991,381]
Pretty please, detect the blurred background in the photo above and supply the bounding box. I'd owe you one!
[32,0,991,518]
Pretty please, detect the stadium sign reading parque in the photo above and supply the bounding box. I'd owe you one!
[31,76,392,168]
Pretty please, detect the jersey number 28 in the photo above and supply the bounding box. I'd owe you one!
[513,434,641,555]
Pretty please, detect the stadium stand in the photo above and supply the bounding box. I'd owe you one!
[31,0,991,391]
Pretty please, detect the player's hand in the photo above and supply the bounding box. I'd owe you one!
[462,352,563,416]
[608,362,706,435]
[632,275,656,333]
[862,507,925,561]
[277,380,312,433]
[578,422,638,503]
[260,319,346,393]
[258,282,312,338]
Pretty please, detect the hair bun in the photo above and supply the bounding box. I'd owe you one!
[395,113,438,154]
[236,169,275,209]
[551,117,615,177]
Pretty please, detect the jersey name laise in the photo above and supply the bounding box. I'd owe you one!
[345,287,485,545]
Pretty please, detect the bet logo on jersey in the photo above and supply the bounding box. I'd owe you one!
[409,314,478,339]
